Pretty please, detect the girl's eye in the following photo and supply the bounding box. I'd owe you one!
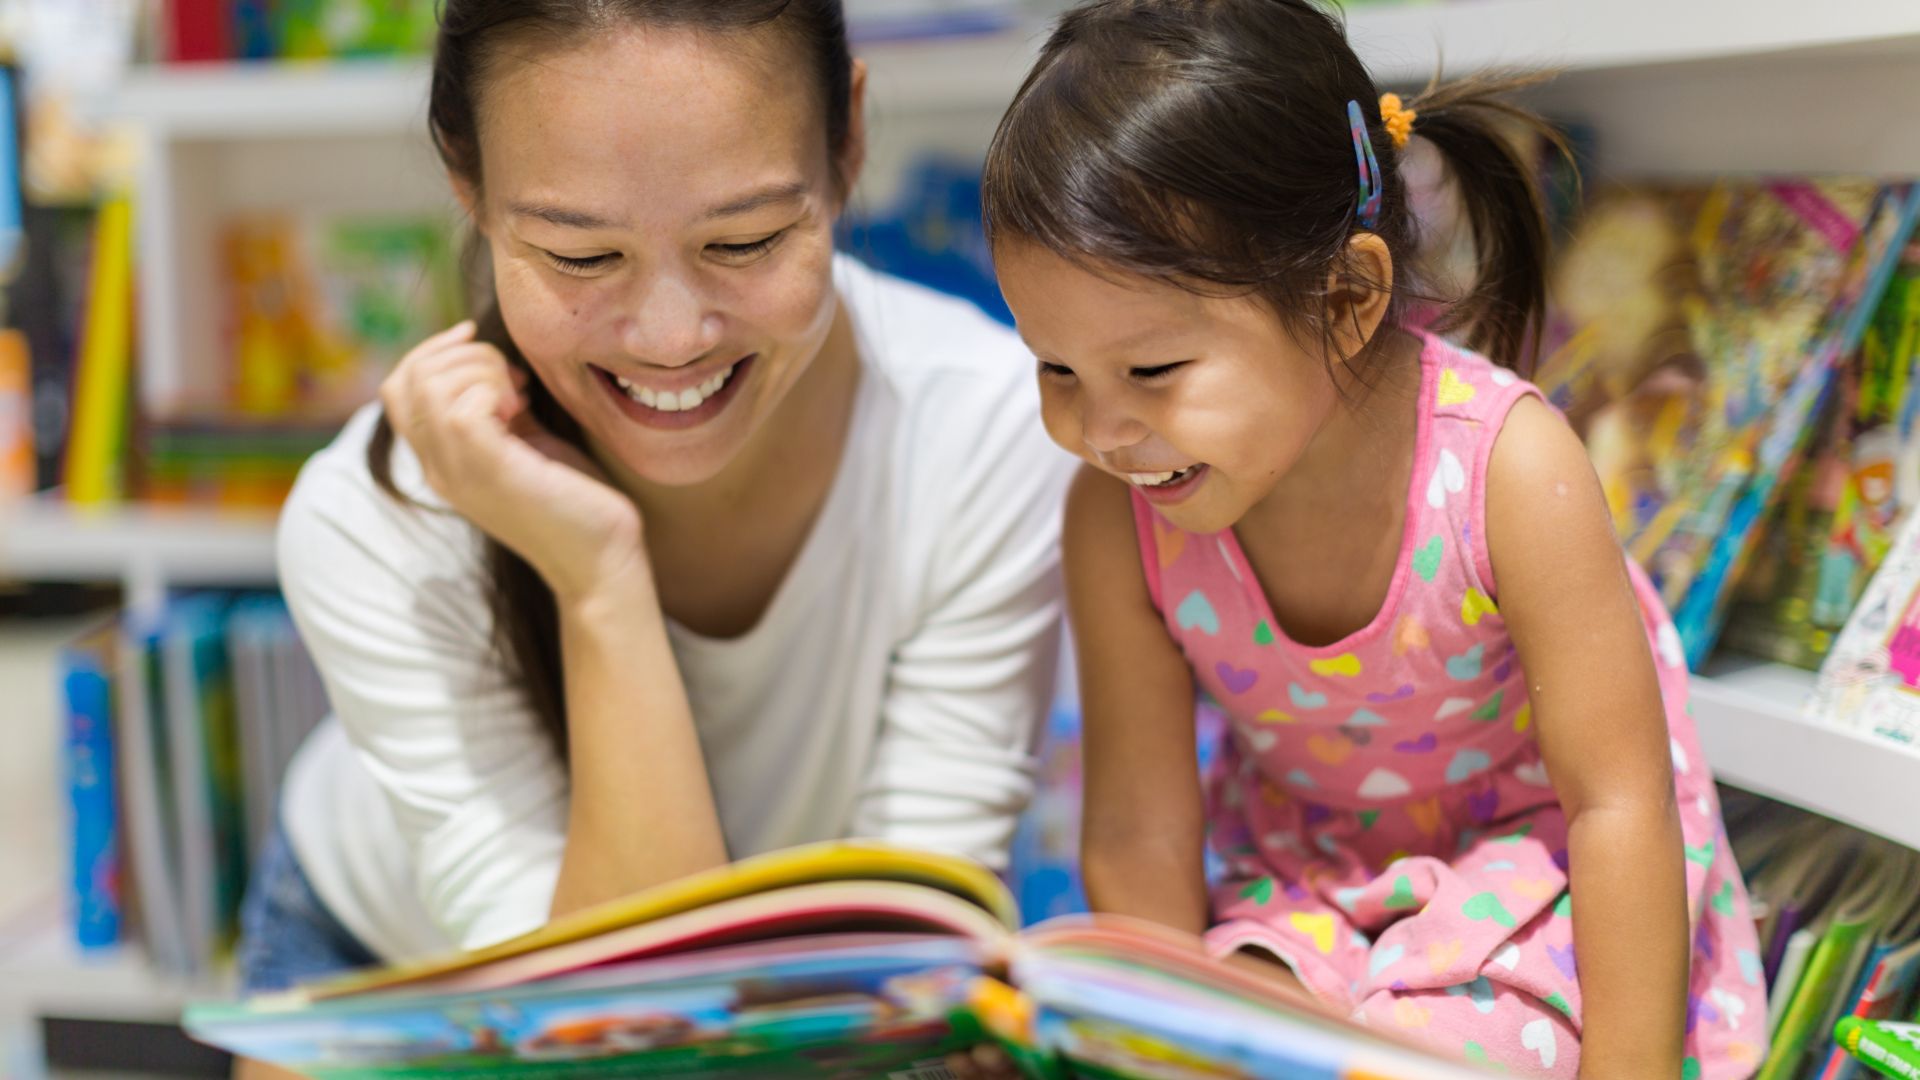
[1130,361,1188,381]
[710,230,787,261]
[1038,362,1075,379]
[546,251,617,275]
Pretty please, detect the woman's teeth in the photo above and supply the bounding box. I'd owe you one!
[1127,466,1197,488]
[613,363,737,412]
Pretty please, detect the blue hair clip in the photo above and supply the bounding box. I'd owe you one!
[1348,99,1382,230]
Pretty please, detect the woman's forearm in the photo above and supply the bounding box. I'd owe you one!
[549,568,728,917]
[1566,799,1689,1080]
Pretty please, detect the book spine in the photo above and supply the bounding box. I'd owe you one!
[62,195,134,505]
[165,0,233,63]
[0,329,31,497]
[61,646,120,949]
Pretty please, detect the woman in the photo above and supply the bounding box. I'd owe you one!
[238,0,1069,997]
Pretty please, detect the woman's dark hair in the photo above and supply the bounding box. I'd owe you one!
[981,0,1568,377]
[367,0,854,757]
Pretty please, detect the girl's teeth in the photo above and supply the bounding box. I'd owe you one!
[1126,467,1194,487]
[637,385,660,409]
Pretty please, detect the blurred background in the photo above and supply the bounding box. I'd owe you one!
[5,1,1920,1078]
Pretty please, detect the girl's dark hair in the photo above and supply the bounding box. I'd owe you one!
[981,0,1568,376]
[367,0,854,757]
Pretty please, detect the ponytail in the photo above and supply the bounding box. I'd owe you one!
[1403,70,1571,374]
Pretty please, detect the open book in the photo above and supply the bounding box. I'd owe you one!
[185,842,1487,1079]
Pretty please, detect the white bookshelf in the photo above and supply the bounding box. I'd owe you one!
[1347,0,1920,82]
[1694,660,1920,852]
[0,494,278,611]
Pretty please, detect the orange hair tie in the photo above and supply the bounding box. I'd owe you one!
[1379,93,1417,150]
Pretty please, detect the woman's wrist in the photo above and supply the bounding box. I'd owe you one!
[552,556,661,630]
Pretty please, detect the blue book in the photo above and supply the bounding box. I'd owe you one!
[160,592,244,965]
[231,0,275,60]
[58,623,120,950]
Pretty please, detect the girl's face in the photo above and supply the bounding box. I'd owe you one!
[466,25,862,488]
[997,243,1342,535]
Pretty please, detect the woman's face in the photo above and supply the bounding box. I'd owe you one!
[467,24,862,487]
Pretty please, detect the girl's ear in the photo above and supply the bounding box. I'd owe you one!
[1325,232,1394,367]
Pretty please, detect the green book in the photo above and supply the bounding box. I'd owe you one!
[1761,848,1913,1080]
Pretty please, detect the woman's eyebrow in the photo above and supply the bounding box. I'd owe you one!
[509,202,623,230]
[703,181,809,220]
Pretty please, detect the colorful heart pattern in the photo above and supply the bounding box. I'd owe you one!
[1437,367,1478,407]
[1426,448,1467,509]
[1175,590,1219,635]
[1215,661,1258,694]
[1309,653,1363,678]
[1412,536,1444,582]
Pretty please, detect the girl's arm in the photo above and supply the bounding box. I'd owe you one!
[1487,397,1688,1080]
[1066,466,1211,934]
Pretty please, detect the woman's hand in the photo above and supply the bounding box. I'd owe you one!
[381,321,648,603]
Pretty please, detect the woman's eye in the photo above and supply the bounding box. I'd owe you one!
[545,251,617,275]
[1130,361,1188,381]
[1038,362,1075,379]
[710,230,787,261]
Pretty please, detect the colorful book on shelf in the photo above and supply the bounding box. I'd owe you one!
[164,0,234,63]
[225,593,328,859]
[161,593,249,969]
[6,203,99,492]
[1722,250,1920,670]
[63,193,135,505]
[1537,180,1920,667]
[1807,480,1920,748]
[1820,938,1920,1080]
[0,328,32,498]
[58,622,121,951]
[185,842,1489,1080]
[222,214,459,419]
[115,609,196,975]
[1758,846,1920,1080]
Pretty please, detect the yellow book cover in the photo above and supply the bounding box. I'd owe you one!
[63,194,135,505]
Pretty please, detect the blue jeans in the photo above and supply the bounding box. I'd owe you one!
[235,813,378,994]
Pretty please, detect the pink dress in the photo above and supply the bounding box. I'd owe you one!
[1131,334,1767,1078]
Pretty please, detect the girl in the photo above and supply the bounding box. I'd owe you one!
[241,0,1070,1007]
[980,2,1767,1077]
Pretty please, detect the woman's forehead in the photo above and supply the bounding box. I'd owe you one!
[475,25,831,218]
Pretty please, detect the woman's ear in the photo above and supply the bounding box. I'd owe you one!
[1325,232,1394,366]
[450,171,484,235]
[836,59,870,205]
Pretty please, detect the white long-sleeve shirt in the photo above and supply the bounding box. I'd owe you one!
[276,256,1073,962]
